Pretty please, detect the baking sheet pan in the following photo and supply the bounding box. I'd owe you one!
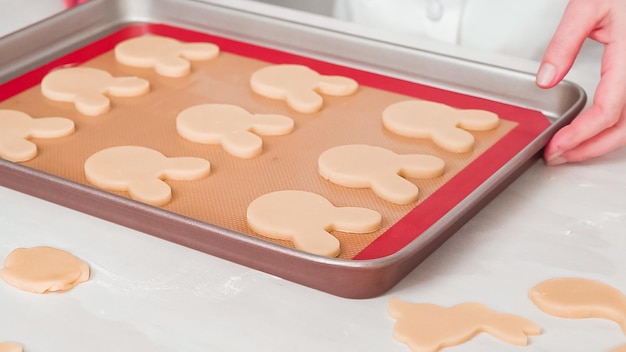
[0,0,586,298]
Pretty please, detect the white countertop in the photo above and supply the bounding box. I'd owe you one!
[2,2,625,352]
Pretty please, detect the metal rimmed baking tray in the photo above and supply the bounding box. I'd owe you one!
[0,0,586,298]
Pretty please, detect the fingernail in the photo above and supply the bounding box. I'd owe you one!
[546,155,567,166]
[545,150,567,166]
[536,63,556,87]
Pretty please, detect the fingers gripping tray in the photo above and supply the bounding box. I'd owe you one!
[0,0,585,298]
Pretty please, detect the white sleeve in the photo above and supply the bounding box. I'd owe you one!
[332,0,601,65]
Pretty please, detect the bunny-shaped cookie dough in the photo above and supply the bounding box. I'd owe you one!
[176,103,294,158]
[115,35,220,77]
[247,190,381,257]
[250,64,358,113]
[84,145,210,206]
[318,144,445,204]
[41,67,149,116]
[383,100,500,153]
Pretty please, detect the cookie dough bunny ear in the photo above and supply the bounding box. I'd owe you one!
[456,109,500,131]
[219,111,294,158]
[152,42,219,77]
[127,154,211,206]
[73,75,149,116]
[249,113,295,135]
[178,42,220,61]
[292,227,342,258]
[106,76,153,97]
[329,205,382,234]
[316,74,359,96]
[369,153,445,205]
[127,178,174,207]
[161,156,212,181]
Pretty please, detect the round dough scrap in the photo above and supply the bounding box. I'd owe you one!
[388,298,541,352]
[115,35,220,77]
[0,109,75,162]
[383,99,500,153]
[0,246,90,294]
[318,144,445,204]
[41,67,150,116]
[246,190,381,257]
[176,103,294,158]
[529,277,626,334]
[84,145,211,206]
[0,343,22,352]
[250,64,358,113]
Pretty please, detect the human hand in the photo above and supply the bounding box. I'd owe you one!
[537,0,626,165]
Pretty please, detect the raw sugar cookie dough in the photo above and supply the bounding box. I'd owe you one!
[0,246,90,294]
[611,344,626,352]
[176,103,294,158]
[0,343,22,352]
[388,298,540,352]
[115,35,220,77]
[529,277,626,334]
[383,99,500,153]
[41,67,150,116]
[318,144,445,204]
[0,109,74,162]
[246,190,381,257]
[250,64,358,113]
[84,145,211,206]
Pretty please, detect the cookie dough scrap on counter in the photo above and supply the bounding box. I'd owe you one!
[0,246,90,294]
[383,99,500,153]
[0,342,22,352]
[0,109,75,162]
[246,190,381,257]
[529,277,626,334]
[318,144,445,204]
[176,103,294,158]
[41,67,150,116]
[388,298,540,352]
[115,34,220,77]
[250,64,358,113]
[84,145,211,206]
[611,344,626,352]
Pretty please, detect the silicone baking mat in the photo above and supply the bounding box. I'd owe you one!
[0,24,550,261]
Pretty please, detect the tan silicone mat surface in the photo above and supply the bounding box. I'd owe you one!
[0,41,516,259]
